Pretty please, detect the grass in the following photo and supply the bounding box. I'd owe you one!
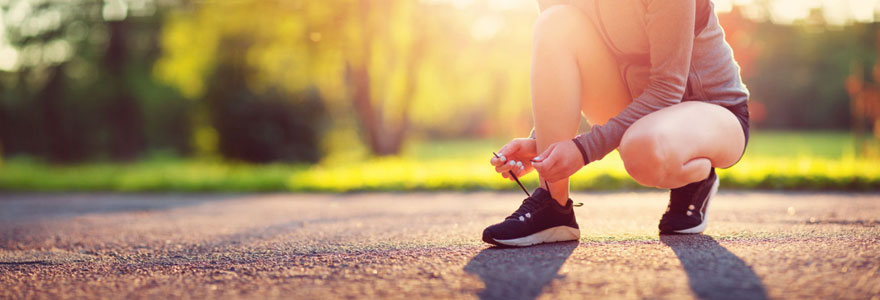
[1,131,878,192]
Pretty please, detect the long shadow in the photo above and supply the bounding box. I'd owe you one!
[660,234,768,300]
[464,241,577,300]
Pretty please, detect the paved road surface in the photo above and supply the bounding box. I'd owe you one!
[1,192,879,299]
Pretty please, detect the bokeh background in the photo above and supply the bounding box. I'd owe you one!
[0,0,879,192]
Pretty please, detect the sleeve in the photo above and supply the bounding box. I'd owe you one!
[574,0,696,164]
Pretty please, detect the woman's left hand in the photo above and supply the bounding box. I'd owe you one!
[531,140,585,183]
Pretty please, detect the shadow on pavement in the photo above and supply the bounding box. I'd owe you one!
[661,234,768,300]
[464,241,577,300]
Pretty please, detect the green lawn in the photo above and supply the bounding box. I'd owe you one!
[1,131,878,192]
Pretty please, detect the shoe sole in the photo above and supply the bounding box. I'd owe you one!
[672,175,719,234]
[491,226,580,247]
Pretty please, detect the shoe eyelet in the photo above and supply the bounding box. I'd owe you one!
[525,213,532,218]
[686,211,693,216]
[518,216,525,221]
[688,204,695,210]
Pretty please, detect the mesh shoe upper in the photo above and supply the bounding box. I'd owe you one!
[482,188,579,244]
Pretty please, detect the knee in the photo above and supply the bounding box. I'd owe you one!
[619,128,678,188]
[533,5,589,49]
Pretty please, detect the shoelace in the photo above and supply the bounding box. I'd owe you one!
[493,152,531,197]
[492,152,583,207]
[507,195,543,220]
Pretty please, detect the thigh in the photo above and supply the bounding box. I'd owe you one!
[625,101,746,169]
[564,5,632,125]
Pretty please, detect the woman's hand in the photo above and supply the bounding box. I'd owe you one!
[531,140,585,183]
[490,138,538,181]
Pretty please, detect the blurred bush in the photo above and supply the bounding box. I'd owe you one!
[205,54,325,163]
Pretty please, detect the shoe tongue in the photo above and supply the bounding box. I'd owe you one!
[533,187,574,211]
[505,189,550,220]
[531,187,551,201]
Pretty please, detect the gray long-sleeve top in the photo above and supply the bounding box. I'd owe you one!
[536,0,749,164]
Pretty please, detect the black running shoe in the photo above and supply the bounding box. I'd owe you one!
[482,188,580,247]
[659,168,719,234]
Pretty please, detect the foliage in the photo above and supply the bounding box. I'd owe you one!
[205,59,326,163]
[2,1,880,164]
[153,0,537,156]
[1,131,877,192]
[721,9,880,129]
[0,0,190,162]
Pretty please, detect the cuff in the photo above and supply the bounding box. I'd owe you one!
[571,138,589,166]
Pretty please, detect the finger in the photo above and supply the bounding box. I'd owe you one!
[531,145,556,172]
[490,156,504,167]
[531,143,555,163]
[513,164,529,177]
[490,150,509,166]
[510,162,524,176]
[496,160,516,173]
[535,160,562,181]
[541,151,560,170]
[544,162,575,183]
[498,141,521,157]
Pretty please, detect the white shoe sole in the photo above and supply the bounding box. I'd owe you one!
[493,226,580,247]
[673,175,719,234]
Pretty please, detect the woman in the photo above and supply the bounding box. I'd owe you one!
[483,0,750,247]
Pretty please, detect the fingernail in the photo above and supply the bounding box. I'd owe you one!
[508,161,516,166]
[516,161,523,167]
[533,156,542,161]
[499,155,506,162]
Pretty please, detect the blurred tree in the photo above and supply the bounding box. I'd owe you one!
[0,0,190,162]
[155,0,537,157]
[717,6,878,131]
[845,31,880,156]
[155,2,332,162]
[104,19,145,160]
[0,1,97,162]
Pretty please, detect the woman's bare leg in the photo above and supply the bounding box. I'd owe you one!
[531,5,631,205]
[619,101,746,189]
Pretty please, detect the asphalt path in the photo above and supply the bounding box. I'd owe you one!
[1,191,879,299]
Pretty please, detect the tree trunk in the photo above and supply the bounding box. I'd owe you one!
[345,2,425,156]
[104,20,145,160]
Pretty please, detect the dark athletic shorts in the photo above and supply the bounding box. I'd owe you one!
[724,101,750,148]
[722,100,750,163]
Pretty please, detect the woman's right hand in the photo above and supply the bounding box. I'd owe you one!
[490,138,538,180]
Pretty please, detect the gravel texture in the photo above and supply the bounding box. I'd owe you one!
[1,191,879,299]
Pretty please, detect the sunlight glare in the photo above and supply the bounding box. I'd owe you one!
[471,15,504,41]
[848,0,879,23]
[487,0,533,11]
[0,46,18,71]
[450,0,473,10]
